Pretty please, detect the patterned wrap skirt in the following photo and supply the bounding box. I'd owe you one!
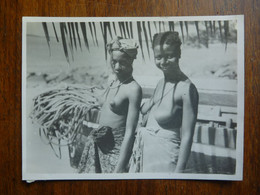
[77,126,124,173]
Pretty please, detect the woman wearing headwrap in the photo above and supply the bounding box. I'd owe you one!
[130,31,198,173]
[78,37,142,173]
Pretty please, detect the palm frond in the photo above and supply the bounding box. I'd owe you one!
[67,23,74,52]
[209,21,213,36]
[169,21,174,31]
[80,22,89,51]
[118,22,123,37]
[52,22,59,42]
[106,22,113,40]
[224,21,229,50]
[92,22,99,46]
[179,21,184,43]
[119,22,127,38]
[129,22,133,38]
[67,23,74,61]
[142,21,150,58]
[60,23,69,63]
[218,21,223,42]
[159,21,162,33]
[70,23,77,50]
[205,21,209,48]
[184,21,189,39]
[213,21,216,35]
[88,22,96,46]
[137,22,145,60]
[100,22,108,60]
[162,21,166,31]
[75,22,82,51]
[147,21,153,45]
[112,22,117,36]
[125,22,131,38]
[153,21,158,33]
[42,20,234,65]
[42,22,51,56]
[195,21,200,44]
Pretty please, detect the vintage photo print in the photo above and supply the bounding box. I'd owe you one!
[22,15,244,181]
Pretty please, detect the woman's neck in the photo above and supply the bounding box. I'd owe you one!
[164,69,187,83]
[116,74,133,83]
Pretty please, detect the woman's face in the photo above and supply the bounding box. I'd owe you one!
[110,50,133,76]
[153,43,180,73]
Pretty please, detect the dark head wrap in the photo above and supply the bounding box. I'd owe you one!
[107,37,139,59]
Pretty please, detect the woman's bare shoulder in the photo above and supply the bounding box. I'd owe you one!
[177,79,198,99]
[124,80,142,97]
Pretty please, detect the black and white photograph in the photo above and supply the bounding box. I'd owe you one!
[22,16,244,181]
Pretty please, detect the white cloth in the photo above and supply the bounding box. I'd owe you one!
[129,127,180,173]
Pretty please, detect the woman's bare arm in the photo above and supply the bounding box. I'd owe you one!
[114,84,142,173]
[174,83,198,173]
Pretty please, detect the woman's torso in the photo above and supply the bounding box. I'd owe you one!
[146,79,186,132]
[99,80,131,129]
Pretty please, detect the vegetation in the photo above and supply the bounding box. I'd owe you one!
[41,20,235,64]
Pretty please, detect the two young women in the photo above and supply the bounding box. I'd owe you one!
[78,31,198,173]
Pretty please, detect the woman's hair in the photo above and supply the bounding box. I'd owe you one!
[152,31,182,58]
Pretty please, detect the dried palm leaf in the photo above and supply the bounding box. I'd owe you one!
[209,21,213,36]
[118,22,123,37]
[119,22,127,38]
[75,22,82,51]
[218,21,223,42]
[137,21,145,60]
[106,22,113,40]
[205,21,209,48]
[224,21,229,50]
[52,22,59,42]
[159,21,162,33]
[169,21,174,31]
[60,23,69,63]
[129,22,133,38]
[88,22,96,46]
[112,22,117,36]
[92,22,99,46]
[42,22,51,56]
[142,21,150,58]
[68,23,73,51]
[100,22,108,60]
[195,21,200,43]
[125,22,131,38]
[147,21,153,45]
[213,21,216,35]
[179,21,184,43]
[153,21,158,33]
[70,22,77,50]
[80,22,89,51]
[67,23,74,60]
[184,21,189,39]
